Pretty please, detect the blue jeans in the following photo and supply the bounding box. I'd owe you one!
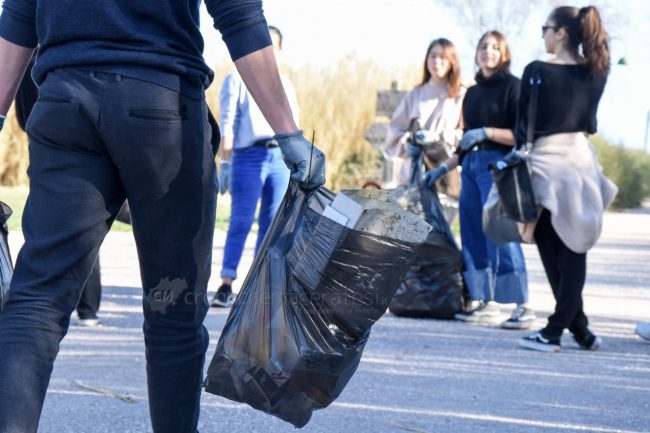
[0,69,217,433]
[459,148,528,304]
[221,145,289,279]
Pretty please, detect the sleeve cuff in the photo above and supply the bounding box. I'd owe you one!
[220,18,272,61]
[0,12,37,48]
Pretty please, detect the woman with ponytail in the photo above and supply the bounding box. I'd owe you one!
[517,5,618,353]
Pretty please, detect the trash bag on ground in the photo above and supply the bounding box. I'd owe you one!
[204,182,431,428]
[387,183,464,319]
[0,201,13,310]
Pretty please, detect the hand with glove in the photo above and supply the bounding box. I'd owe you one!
[218,160,231,195]
[274,130,326,191]
[406,142,422,159]
[459,127,488,151]
[424,164,449,187]
[413,129,440,146]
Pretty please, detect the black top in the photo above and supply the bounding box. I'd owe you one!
[457,69,520,161]
[516,60,607,145]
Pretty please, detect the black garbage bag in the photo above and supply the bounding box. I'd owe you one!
[388,183,464,319]
[0,201,13,310]
[204,182,430,428]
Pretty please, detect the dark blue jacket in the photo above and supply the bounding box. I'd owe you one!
[0,0,271,97]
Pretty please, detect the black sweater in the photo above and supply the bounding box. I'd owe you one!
[0,1,271,98]
[457,69,519,161]
[516,61,607,145]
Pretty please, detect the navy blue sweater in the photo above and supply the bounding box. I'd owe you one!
[0,0,271,98]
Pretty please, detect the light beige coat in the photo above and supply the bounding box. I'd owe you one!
[383,80,465,184]
[523,133,618,253]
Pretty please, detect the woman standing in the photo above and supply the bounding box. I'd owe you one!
[384,38,464,193]
[426,31,533,329]
[517,5,617,352]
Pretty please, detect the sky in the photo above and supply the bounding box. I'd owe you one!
[200,0,650,151]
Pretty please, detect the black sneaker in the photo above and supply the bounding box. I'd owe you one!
[573,330,603,351]
[518,330,561,352]
[211,284,234,308]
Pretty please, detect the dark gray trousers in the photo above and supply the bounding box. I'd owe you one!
[0,69,218,433]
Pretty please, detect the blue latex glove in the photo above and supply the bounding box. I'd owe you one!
[424,164,449,187]
[274,130,326,191]
[413,129,439,145]
[218,161,231,195]
[406,142,422,159]
[459,128,488,151]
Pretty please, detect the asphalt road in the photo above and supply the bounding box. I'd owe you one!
[7,206,650,433]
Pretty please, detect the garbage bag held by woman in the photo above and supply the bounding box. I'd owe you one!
[204,181,430,428]
[388,183,465,319]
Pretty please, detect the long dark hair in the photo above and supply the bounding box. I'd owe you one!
[550,5,610,76]
[421,38,462,99]
[475,30,511,74]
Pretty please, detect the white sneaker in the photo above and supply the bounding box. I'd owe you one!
[77,318,100,328]
[636,322,650,341]
[454,301,501,323]
[500,305,536,330]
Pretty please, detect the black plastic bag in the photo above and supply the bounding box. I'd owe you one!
[482,184,524,245]
[0,201,13,311]
[388,184,464,319]
[489,149,537,223]
[204,182,429,427]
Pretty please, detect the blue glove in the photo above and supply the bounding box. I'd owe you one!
[413,129,439,145]
[218,161,231,195]
[0,115,5,132]
[406,142,422,159]
[424,165,449,187]
[459,128,488,151]
[274,130,326,191]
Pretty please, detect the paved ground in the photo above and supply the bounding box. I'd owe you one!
[7,205,650,433]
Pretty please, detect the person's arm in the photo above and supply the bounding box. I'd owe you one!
[515,64,533,147]
[218,73,240,162]
[233,47,297,134]
[208,0,325,189]
[383,94,411,159]
[424,154,459,187]
[483,75,520,147]
[0,0,39,119]
[0,37,35,117]
[484,127,516,146]
[441,154,459,171]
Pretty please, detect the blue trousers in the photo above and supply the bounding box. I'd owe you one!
[459,149,528,304]
[221,145,289,279]
[0,69,217,433]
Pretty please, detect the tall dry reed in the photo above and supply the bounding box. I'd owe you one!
[0,57,420,191]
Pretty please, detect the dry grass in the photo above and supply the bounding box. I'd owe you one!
[0,57,420,191]
[205,56,421,190]
[0,106,29,186]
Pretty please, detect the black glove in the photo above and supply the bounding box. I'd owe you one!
[274,130,326,191]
